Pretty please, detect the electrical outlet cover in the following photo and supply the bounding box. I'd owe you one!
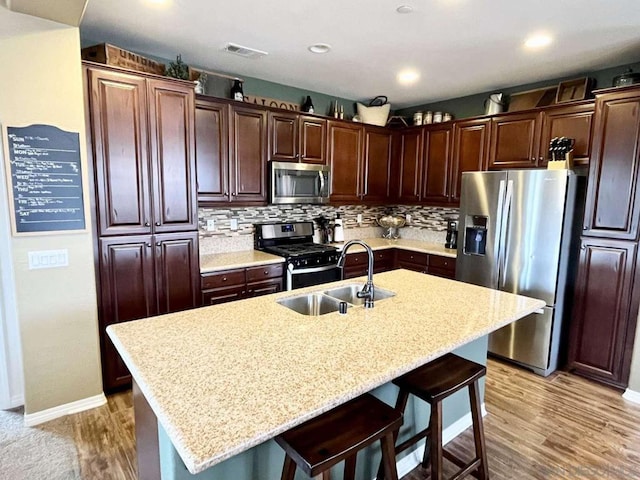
[206,219,215,231]
[230,219,239,231]
[357,214,363,223]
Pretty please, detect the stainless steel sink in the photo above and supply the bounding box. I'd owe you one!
[277,293,346,316]
[323,284,396,306]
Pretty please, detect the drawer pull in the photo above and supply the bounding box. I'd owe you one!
[222,277,227,281]
[264,270,269,275]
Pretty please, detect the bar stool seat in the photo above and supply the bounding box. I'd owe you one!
[276,393,402,480]
[380,353,489,480]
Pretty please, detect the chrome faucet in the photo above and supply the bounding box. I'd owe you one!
[337,240,375,308]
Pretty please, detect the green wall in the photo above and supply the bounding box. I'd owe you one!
[396,60,640,121]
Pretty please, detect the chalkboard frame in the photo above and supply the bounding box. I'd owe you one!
[2,123,89,236]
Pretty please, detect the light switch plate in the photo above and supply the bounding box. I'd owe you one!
[206,219,215,231]
[28,249,69,269]
[406,214,412,223]
[230,218,239,231]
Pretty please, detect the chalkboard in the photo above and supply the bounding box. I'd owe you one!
[3,124,86,234]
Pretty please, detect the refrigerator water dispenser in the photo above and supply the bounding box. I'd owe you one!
[464,216,487,255]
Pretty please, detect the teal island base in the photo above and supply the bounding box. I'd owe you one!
[152,338,488,480]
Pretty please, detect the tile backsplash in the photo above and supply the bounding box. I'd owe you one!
[199,204,458,255]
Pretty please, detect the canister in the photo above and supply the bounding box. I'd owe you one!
[413,112,423,126]
[423,111,433,124]
[443,113,452,122]
[433,111,443,123]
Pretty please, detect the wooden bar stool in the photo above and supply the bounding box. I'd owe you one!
[378,353,489,480]
[275,393,402,480]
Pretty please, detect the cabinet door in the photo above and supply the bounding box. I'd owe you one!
[202,286,247,306]
[488,112,541,169]
[539,103,594,166]
[230,105,268,203]
[450,119,490,203]
[87,68,151,236]
[421,125,452,204]
[246,279,283,297]
[362,127,393,202]
[568,238,637,387]
[99,236,156,390]
[268,111,298,161]
[155,232,200,314]
[583,91,640,240]
[195,99,229,203]
[397,129,423,203]
[147,80,198,232]
[299,116,326,164]
[328,121,363,203]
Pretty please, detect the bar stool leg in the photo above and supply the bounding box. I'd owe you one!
[376,389,409,480]
[380,433,399,480]
[322,471,331,480]
[281,455,296,480]
[469,381,489,480]
[344,455,357,480]
[429,401,443,480]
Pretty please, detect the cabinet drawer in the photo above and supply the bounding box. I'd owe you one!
[246,263,284,282]
[202,285,246,305]
[395,249,428,266]
[344,252,369,267]
[428,267,456,279]
[428,255,455,271]
[246,279,283,297]
[343,264,369,279]
[201,269,246,289]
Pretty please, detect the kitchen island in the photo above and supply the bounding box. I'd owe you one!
[107,270,544,479]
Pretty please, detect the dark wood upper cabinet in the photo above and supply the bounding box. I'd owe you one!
[421,124,452,204]
[568,238,638,388]
[299,116,326,164]
[195,99,229,203]
[450,118,490,203]
[147,80,198,233]
[539,103,594,166]
[362,127,393,202]
[397,129,423,203]
[155,232,200,315]
[583,89,640,240]
[88,68,151,236]
[268,111,298,161]
[328,121,363,203]
[488,112,541,169]
[230,105,268,203]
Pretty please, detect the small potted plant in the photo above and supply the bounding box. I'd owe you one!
[165,54,189,80]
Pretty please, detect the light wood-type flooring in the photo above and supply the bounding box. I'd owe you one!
[44,359,640,479]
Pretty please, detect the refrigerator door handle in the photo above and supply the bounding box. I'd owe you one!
[495,180,507,284]
[499,180,514,288]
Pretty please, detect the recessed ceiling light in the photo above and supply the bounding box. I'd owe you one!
[396,5,413,14]
[524,33,553,49]
[308,44,331,54]
[398,70,420,85]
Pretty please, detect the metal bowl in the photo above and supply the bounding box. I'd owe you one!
[377,215,406,229]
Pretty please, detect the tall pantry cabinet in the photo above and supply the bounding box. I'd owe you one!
[85,64,199,391]
[568,85,640,389]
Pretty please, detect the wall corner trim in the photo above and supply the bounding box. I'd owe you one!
[23,392,107,427]
[622,389,640,405]
[391,403,487,479]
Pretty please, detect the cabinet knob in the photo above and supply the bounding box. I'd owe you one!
[156,242,161,247]
[231,192,237,197]
[531,157,535,162]
[264,270,269,275]
[146,243,151,247]
[222,277,227,281]
[583,226,588,230]
[155,222,161,227]
[581,246,586,250]
[224,191,229,196]
[539,156,544,161]
[145,222,150,227]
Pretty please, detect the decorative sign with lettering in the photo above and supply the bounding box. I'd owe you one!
[3,124,86,234]
[243,95,300,111]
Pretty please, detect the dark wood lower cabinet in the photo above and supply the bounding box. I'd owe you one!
[99,233,199,391]
[201,263,284,305]
[568,238,639,388]
[344,249,455,279]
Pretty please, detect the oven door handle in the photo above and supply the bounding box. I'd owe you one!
[288,264,339,274]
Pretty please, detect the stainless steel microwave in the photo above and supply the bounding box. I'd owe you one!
[270,161,330,204]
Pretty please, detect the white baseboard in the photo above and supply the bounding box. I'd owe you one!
[623,389,640,405]
[393,403,487,478]
[24,393,107,426]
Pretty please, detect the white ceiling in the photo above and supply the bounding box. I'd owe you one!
[80,0,640,108]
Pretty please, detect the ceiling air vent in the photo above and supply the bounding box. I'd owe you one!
[222,43,268,59]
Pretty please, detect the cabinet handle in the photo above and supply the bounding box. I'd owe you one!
[581,246,586,250]
[144,221,150,227]
[155,222,161,227]
[539,156,544,161]
[583,226,588,230]
[264,270,269,275]
[156,242,161,247]
[222,277,227,281]
[224,190,229,196]
[146,242,151,247]
[231,192,237,197]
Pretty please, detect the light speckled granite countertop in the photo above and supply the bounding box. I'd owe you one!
[199,238,455,273]
[332,238,457,258]
[107,270,543,474]
[200,250,284,273]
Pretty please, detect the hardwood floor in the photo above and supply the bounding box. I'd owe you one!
[59,359,640,479]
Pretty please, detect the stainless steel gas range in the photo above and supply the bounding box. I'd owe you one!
[255,222,341,290]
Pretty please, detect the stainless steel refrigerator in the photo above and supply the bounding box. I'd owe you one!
[456,170,585,376]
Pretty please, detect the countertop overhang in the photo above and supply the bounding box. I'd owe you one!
[107,270,543,474]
